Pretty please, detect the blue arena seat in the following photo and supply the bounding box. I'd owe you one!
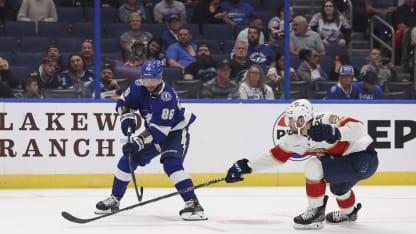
[186,23,202,40]
[141,23,166,38]
[200,24,234,40]
[56,7,86,23]
[85,7,119,23]
[223,39,236,54]
[13,52,44,68]
[18,37,55,52]
[38,22,71,38]
[101,38,122,53]
[0,37,18,53]
[105,23,129,38]
[55,38,83,52]
[162,67,183,86]
[263,0,284,12]
[4,21,37,37]
[351,56,368,73]
[10,65,34,84]
[242,0,263,11]
[71,22,95,38]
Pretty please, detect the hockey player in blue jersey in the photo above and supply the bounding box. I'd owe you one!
[95,60,207,221]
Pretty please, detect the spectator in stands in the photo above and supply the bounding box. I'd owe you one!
[119,0,148,23]
[327,51,358,81]
[0,56,20,89]
[21,76,41,98]
[160,15,184,52]
[359,48,397,88]
[80,39,95,72]
[201,59,239,99]
[0,0,18,25]
[239,64,275,100]
[153,0,186,24]
[267,53,297,94]
[290,16,326,56]
[229,40,255,82]
[125,40,147,67]
[31,57,61,90]
[17,0,57,23]
[0,81,14,98]
[220,0,256,25]
[326,65,359,99]
[236,15,265,45]
[120,12,153,60]
[192,0,236,26]
[99,63,121,99]
[268,4,294,42]
[296,48,328,87]
[58,53,95,98]
[46,45,65,73]
[166,26,197,70]
[184,42,217,83]
[395,0,416,73]
[246,27,276,75]
[146,37,166,65]
[355,69,384,99]
[309,0,352,48]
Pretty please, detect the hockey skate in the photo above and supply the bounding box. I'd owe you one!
[179,198,208,221]
[326,203,362,223]
[293,195,329,229]
[95,195,120,214]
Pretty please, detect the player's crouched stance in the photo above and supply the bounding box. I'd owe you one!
[95,60,207,221]
[225,99,378,229]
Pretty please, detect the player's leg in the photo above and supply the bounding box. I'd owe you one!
[95,146,159,214]
[320,151,378,223]
[160,128,207,221]
[294,157,328,229]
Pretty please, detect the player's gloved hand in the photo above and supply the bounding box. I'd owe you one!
[120,112,136,136]
[122,135,145,155]
[308,124,340,144]
[225,159,252,183]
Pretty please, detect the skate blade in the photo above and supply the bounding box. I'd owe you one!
[293,222,324,230]
[181,211,208,221]
[94,209,117,215]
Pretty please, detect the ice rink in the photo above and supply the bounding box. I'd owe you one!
[1,185,415,234]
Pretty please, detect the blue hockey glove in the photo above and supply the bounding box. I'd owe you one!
[122,135,145,155]
[120,112,136,136]
[307,124,340,144]
[225,159,252,183]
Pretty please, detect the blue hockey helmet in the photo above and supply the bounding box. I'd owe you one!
[141,59,163,79]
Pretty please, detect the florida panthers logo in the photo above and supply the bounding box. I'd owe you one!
[272,112,311,161]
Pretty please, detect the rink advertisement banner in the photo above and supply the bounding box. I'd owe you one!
[1,102,416,186]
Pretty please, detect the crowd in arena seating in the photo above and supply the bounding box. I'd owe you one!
[0,0,415,99]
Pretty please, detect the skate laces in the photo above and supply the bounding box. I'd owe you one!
[330,211,347,221]
[102,196,118,206]
[301,207,318,220]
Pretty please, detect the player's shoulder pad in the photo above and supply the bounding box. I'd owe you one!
[313,112,344,125]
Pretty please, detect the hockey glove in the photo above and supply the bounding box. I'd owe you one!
[225,159,252,183]
[122,135,145,155]
[120,112,136,136]
[308,124,340,144]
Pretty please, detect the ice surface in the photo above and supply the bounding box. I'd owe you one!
[1,186,415,234]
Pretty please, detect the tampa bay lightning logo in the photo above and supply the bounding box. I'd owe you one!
[272,112,311,161]
[160,91,172,101]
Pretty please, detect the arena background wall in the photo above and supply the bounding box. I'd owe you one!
[1,100,416,188]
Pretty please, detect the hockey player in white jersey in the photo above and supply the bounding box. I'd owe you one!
[225,99,378,229]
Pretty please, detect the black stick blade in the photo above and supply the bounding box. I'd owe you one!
[61,211,96,224]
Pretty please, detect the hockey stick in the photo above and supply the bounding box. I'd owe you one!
[127,128,143,202]
[61,177,225,224]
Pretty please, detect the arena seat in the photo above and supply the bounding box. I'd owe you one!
[56,7,86,23]
[0,37,18,53]
[4,21,37,37]
[19,37,54,52]
[200,24,234,40]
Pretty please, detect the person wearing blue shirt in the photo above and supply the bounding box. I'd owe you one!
[326,65,359,99]
[220,0,256,25]
[95,60,207,221]
[354,70,384,100]
[166,26,197,70]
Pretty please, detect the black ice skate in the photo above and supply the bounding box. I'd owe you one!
[326,203,362,223]
[179,198,208,221]
[293,195,329,229]
[95,195,120,214]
